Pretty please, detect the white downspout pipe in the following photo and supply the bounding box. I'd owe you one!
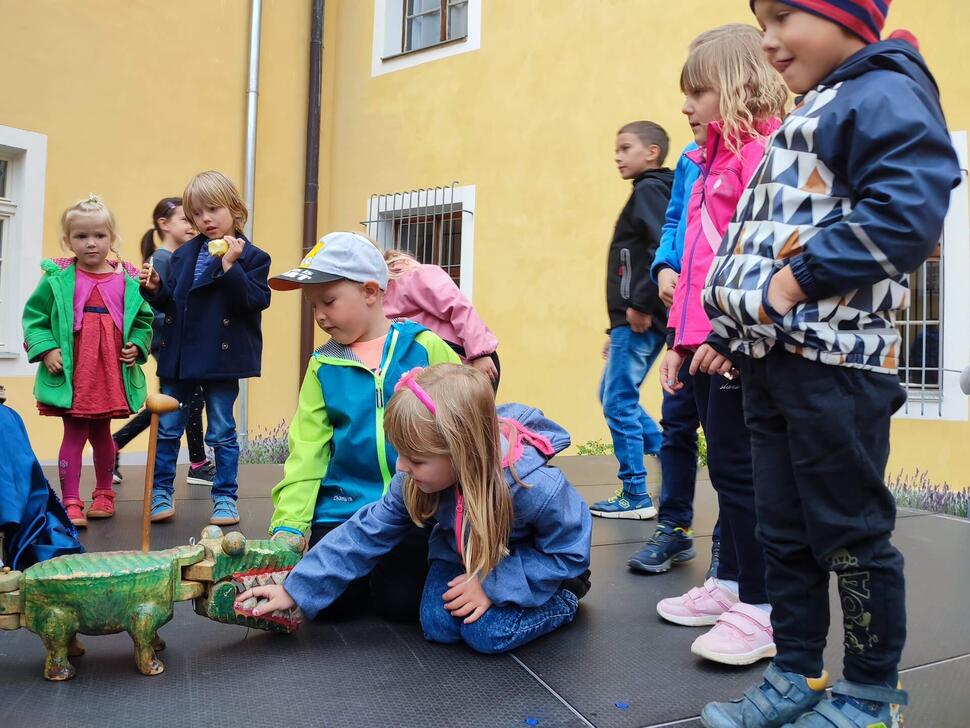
[239,0,262,444]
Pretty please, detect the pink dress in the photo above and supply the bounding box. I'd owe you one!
[38,270,130,419]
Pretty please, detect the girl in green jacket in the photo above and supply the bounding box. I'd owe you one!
[22,195,154,527]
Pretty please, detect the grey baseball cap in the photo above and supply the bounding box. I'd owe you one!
[269,231,389,291]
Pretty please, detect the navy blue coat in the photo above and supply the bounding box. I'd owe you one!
[143,233,271,380]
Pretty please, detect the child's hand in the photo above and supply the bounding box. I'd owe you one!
[658,268,679,308]
[469,356,498,382]
[626,308,652,333]
[119,342,138,366]
[689,344,734,377]
[139,263,160,292]
[234,584,295,616]
[659,349,684,394]
[42,348,63,375]
[222,236,246,271]
[765,265,806,317]
[443,573,493,624]
[601,338,610,360]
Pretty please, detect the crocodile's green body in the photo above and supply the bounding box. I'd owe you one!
[0,529,303,681]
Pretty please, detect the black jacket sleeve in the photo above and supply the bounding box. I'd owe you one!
[628,180,670,314]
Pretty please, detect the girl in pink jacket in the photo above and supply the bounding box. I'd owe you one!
[383,251,500,389]
[655,24,787,667]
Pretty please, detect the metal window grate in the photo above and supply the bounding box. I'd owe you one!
[362,182,469,287]
[897,238,944,417]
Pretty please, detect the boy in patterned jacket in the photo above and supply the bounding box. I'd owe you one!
[695,3,962,727]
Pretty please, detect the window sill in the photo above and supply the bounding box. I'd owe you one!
[382,35,468,62]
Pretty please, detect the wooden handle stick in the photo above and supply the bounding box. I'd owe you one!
[141,394,181,552]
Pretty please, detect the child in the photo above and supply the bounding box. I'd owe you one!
[267,232,460,622]
[139,171,271,526]
[699,3,961,726]
[112,197,214,486]
[237,364,592,653]
[627,140,712,574]
[22,195,154,527]
[383,249,501,389]
[656,24,787,666]
[589,120,674,520]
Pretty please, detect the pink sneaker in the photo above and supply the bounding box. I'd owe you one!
[690,602,777,665]
[656,578,738,626]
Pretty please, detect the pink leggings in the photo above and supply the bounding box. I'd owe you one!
[58,416,115,503]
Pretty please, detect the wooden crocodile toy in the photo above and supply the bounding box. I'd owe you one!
[0,526,304,680]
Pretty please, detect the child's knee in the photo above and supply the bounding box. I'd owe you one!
[459,612,512,655]
[419,601,461,645]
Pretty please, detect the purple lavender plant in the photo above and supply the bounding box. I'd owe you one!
[886,468,969,518]
[240,421,290,464]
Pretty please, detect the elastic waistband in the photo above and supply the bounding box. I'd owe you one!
[83,306,110,314]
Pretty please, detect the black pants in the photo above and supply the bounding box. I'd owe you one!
[742,348,907,686]
[692,363,767,604]
[308,522,430,623]
[113,385,207,463]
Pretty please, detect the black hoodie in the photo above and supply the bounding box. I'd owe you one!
[605,167,674,331]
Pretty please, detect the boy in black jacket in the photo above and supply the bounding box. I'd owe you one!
[591,121,674,519]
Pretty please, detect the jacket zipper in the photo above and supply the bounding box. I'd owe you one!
[373,328,400,493]
[620,248,632,300]
[454,488,464,558]
[678,136,719,348]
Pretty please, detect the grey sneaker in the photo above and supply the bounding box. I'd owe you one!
[187,460,216,486]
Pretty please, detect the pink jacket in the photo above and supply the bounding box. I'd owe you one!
[668,118,780,352]
[383,263,498,361]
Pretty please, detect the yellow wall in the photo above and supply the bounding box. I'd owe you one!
[3,1,970,489]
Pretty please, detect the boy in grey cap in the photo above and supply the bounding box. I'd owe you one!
[268,231,459,622]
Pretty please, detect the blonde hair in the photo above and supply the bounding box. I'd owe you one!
[680,24,788,155]
[383,249,420,279]
[59,194,124,272]
[182,171,247,235]
[385,364,513,579]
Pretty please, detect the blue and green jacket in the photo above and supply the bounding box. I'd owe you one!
[270,320,459,536]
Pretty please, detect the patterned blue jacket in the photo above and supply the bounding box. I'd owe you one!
[704,40,962,372]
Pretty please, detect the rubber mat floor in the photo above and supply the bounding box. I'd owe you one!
[0,458,966,727]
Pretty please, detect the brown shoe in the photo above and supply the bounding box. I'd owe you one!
[87,490,115,518]
[64,499,87,528]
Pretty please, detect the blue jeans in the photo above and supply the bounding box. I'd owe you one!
[599,325,665,496]
[658,358,699,527]
[153,379,240,500]
[420,560,578,654]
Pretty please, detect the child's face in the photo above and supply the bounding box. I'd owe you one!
[65,214,113,267]
[191,203,236,240]
[614,133,657,180]
[682,88,721,146]
[754,1,867,95]
[159,206,197,245]
[396,452,459,494]
[304,279,381,345]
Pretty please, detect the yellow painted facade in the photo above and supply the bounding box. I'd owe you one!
[2,1,969,488]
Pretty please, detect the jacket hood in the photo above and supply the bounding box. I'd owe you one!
[633,168,675,188]
[688,118,782,167]
[41,257,140,278]
[822,39,942,107]
[496,403,570,481]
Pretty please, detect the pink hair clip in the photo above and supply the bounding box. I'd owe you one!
[394,367,437,415]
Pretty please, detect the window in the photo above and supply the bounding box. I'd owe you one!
[0,125,47,376]
[403,0,468,54]
[895,131,969,420]
[362,183,476,296]
[372,0,481,76]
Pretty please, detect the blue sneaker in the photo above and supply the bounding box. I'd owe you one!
[210,495,240,526]
[150,490,175,522]
[701,663,828,728]
[589,488,657,519]
[787,680,907,727]
[628,521,695,573]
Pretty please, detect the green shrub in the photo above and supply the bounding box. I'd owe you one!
[576,439,614,456]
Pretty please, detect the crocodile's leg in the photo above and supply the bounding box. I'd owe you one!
[35,607,79,681]
[152,635,166,652]
[129,604,166,676]
[68,636,85,657]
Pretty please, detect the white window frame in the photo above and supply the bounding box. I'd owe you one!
[895,130,969,421]
[0,125,47,376]
[363,183,476,297]
[372,0,481,77]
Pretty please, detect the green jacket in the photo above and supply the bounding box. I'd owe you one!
[22,258,154,411]
[270,321,460,536]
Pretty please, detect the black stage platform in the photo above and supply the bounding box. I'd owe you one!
[1,459,966,727]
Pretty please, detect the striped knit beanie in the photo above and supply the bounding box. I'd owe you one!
[750,1,890,44]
